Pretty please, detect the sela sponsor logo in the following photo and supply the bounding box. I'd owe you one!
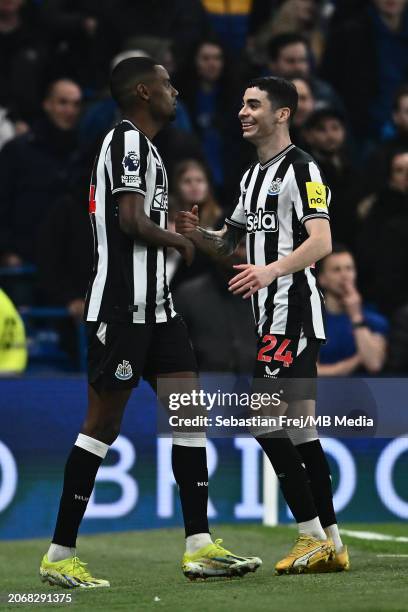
[246,209,278,233]
[264,365,280,378]
[115,360,133,381]
[267,178,282,196]
[306,181,327,209]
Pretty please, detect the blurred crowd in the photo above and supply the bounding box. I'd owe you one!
[0,0,407,374]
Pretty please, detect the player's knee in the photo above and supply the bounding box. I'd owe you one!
[82,420,121,445]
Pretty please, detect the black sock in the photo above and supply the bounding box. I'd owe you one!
[296,439,337,528]
[172,444,210,537]
[52,445,103,547]
[256,431,318,523]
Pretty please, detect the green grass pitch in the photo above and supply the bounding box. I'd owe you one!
[2,524,408,612]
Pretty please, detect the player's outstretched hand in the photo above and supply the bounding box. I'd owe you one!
[175,205,199,236]
[228,264,277,298]
[176,235,195,266]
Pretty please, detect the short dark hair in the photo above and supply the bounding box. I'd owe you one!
[304,108,345,131]
[246,76,298,119]
[393,84,408,112]
[317,242,352,274]
[110,57,158,111]
[267,33,308,62]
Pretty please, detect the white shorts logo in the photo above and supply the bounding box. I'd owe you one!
[115,360,133,381]
[264,366,280,378]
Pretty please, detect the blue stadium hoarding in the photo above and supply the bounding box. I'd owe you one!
[0,377,407,539]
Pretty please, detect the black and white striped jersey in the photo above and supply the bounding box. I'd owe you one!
[226,144,330,340]
[85,119,175,324]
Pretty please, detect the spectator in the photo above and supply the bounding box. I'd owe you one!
[356,150,408,316]
[173,242,256,373]
[318,244,388,376]
[36,172,93,320]
[358,84,408,199]
[0,0,46,122]
[0,78,83,268]
[302,108,358,246]
[250,0,328,65]
[263,33,343,110]
[169,159,222,288]
[36,168,93,365]
[176,37,241,200]
[290,76,316,146]
[171,159,222,228]
[322,0,408,145]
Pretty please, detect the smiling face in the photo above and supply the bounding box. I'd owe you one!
[238,87,290,143]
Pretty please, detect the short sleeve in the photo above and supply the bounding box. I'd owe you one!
[109,127,149,196]
[365,309,389,336]
[225,168,250,230]
[291,161,331,225]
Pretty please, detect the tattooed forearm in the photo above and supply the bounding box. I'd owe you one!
[194,224,246,258]
[197,227,235,256]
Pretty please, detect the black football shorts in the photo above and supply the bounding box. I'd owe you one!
[87,314,197,392]
[253,333,322,402]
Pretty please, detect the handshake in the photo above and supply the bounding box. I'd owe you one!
[173,205,199,266]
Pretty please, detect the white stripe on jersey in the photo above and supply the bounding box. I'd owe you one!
[132,244,147,323]
[87,130,112,320]
[252,166,274,335]
[305,267,325,338]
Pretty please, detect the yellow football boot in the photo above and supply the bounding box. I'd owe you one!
[306,545,350,573]
[40,555,110,588]
[275,535,334,575]
[182,538,262,580]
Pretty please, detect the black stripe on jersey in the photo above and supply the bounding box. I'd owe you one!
[85,153,100,310]
[284,210,305,338]
[248,165,264,325]
[101,165,135,322]
[145,151,162,323]
[138,134,149,190]
[292,156,311,210]
[161,161,172,320]
[261,155,293,336]
[145,146,170,323]
[145,246,158,323]
[110,124,126,189]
